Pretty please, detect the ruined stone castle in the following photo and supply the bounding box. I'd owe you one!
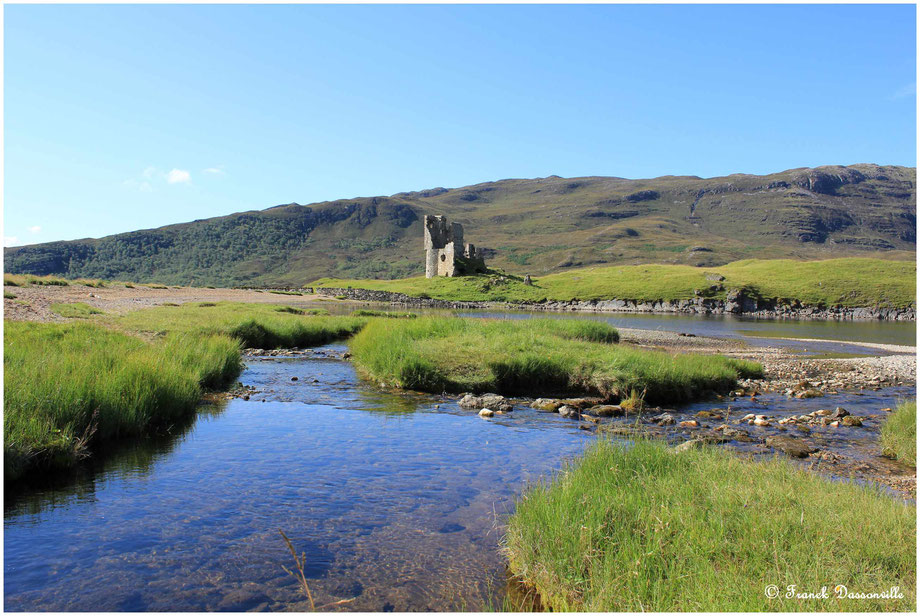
[423,215,487,278]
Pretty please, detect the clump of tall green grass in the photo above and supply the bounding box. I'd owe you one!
[4,321,242,481]
[350,309,419,319]
[51,302,104,318]
[274,306,329,316]
[348,317,758,401]
[504,438,916,611]
[882,400,916,467]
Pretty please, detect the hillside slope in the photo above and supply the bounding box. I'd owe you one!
[4,164,915,286]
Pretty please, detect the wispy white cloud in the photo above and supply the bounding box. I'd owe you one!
[4,236,20,247]
[142,166,157,180]
[28,225,41,233]
[166,168,191,184]
[891,82,916,100]
[203,166,226,176]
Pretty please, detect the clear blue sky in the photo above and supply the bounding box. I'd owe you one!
[4,3,916,246]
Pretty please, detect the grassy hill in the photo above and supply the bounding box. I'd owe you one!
[4,164,915,286]
[314,258,917,309]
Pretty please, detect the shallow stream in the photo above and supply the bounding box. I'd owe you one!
[4,312,915,611]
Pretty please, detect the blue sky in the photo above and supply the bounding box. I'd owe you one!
[4,3,916,246]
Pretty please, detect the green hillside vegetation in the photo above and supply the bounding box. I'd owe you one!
[315,258,917,309]
[504,438,916,611]
[4,164,915,286]
[348,317,761,401]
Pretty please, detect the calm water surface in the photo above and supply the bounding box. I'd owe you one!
[4,348,595,612]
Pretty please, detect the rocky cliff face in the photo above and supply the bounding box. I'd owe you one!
[5,164,915,286]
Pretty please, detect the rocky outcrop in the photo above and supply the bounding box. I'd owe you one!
[313,287,915,321]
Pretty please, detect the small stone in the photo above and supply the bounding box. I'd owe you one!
[478,408,494,418]
[679,420,699,428]
[531,398,562,411]
[589,405,623,417]
[460,393,511,412]
[652,413,676,426]
[578,423,593,431]
[841,416,863,427]
[813,409,831,416]
[765,435,817,458]
[830,407,849,419]
[753,418,770,427]
[673,439,704,453]
[558,405,580,419]
[742,413,757,421]
[829,420,840,427]
[291,377,298,381]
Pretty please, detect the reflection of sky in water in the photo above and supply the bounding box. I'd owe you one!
[4,351,594,612]
[5,347,914,611]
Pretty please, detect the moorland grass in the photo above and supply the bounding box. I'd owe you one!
[3,321,242,481]
[348,317,759,402]
[51,302,105,318]
[314,257,916,308]
[882,400,916,468]
[504,438,916,612]
[350,309,418,318]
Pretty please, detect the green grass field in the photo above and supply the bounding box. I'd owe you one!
[348,317,760,402]
[504,438,916,611]
[314,258,916,308]
[882,400,916,468]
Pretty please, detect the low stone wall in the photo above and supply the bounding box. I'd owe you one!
[313,287,915,321]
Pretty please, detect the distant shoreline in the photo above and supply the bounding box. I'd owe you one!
[311,286,916,321]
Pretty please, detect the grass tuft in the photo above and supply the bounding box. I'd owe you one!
[881,400,916,468]
[51,302,104,318]
[350,309,419,319]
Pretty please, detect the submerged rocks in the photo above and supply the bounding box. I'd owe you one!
[459,393,512,413]
[651,413,676,426]
[841,416,863,427]
[714,424,754,442]
[765,435,817,459]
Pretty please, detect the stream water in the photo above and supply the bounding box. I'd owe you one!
[3,314,916,612]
